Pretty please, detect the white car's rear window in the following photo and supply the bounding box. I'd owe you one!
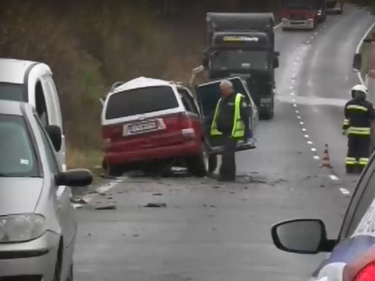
[105,86,179,120]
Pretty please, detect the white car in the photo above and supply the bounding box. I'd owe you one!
[0,100,92,280]
[0,58,66,170]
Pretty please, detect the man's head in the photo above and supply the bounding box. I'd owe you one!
[351,84,367,100]
[220,79,235,98]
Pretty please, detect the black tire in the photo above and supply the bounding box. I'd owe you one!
[102,158,123,177]
[208,154,218,175]
[107,164,123,177]
[186,148,209,177]
[259,99,274,120]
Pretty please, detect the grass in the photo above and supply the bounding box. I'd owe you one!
[66,146,103,170]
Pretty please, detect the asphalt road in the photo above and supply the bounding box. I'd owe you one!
[72,7,374,281]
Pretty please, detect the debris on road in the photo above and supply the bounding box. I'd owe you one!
[144,203,167,208]
[95,204,117,210]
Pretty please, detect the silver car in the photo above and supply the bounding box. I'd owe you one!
[0,100,92,280]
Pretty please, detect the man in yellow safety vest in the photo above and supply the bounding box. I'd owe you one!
[210,79,251,182]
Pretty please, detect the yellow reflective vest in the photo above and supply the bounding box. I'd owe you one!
[210,93,245,138]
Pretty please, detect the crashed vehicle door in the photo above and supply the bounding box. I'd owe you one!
[195,76,257,154]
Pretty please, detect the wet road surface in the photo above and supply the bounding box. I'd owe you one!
[72,7,374,281]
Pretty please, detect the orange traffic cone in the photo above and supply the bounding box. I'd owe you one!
[320,144,331,168]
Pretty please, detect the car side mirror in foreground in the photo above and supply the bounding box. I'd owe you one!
[271,219,334,254]
[46,125,62,152]
[55,169,93,187]
[273,57,279,69]
[352,53,362,73]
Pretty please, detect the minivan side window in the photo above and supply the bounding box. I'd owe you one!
[178,88,199,115]
[35,81,49,127]
[346,168,375,237]
[34,114,60,174]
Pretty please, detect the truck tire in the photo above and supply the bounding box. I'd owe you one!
[259,98,274,120]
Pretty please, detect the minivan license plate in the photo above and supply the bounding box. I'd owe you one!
[127,121,157,135]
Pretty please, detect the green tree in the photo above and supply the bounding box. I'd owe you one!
[344,0,375,13]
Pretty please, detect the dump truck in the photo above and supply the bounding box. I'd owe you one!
[200,12,280,120]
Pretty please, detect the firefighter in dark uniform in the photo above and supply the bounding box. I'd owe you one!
[210,79,251,182]
[342,84,375,174]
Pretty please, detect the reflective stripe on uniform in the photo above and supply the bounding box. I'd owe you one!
[347,105,368,111]
[210,100,222,136]
[347,127,371,135]
[345,157,358,165]
[210,93,245,138]
[343,119,349,125]
[359,158,369,166]
[231,94,245,138]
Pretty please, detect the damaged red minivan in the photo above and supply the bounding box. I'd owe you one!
[101,77,209,177]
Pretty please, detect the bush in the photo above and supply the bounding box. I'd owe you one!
[0,0,281,167]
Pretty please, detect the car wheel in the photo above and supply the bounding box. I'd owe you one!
[107,164,123,177]
[208,154,218,175]
[186,147,209,177]
[66,264,73,281]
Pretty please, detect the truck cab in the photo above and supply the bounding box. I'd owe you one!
[203,12,280,120]
[281,0,327,30]
[0,58,66,170]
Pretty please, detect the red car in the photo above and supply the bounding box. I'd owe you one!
[101,77,210,177]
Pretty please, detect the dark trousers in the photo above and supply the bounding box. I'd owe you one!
[219,134,237,180]
[346,135,371,173]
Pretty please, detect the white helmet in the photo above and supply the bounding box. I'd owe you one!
[351,84,367,98]
[352,84,367,93]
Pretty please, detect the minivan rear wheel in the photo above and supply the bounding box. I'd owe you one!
[186,147,217,177]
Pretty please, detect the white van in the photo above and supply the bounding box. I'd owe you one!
[0,58,66,170]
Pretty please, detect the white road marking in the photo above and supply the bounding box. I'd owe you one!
[304,134,309,138]
[310,36,314,39]
[300,121,304,125]
[307,41,310,44]
[311,148,317,152]
[340,188,351,196]
[302,128,306,131]
[79,176,127,204]
[274,22,282,30]
[293,104,297,107]
[296,110,299,113]
[297,116,301,119]
[307,141,313,144]
[329,175,339,181]
[313,155,320,159]
[290,86,294,89]
[276,95,347,107]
